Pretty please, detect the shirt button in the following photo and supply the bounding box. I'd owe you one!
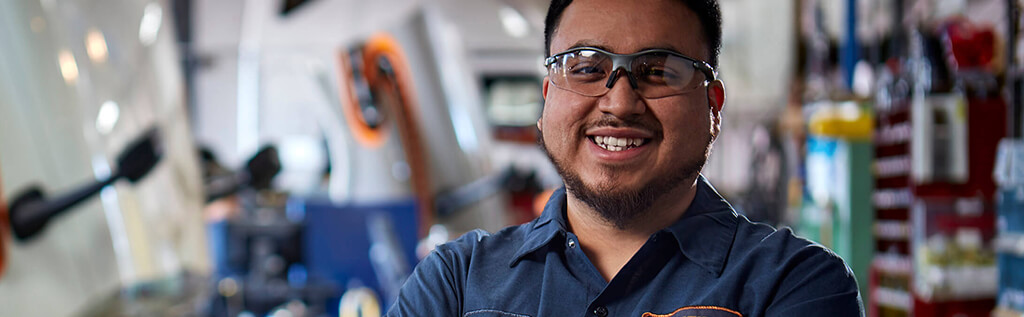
[567,239,576,248]
[593,306,608,317]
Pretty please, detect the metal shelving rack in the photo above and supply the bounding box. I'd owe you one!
[993,1,1024,315]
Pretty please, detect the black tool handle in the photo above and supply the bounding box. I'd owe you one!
[9,176,119,240]
[6,129,162,241]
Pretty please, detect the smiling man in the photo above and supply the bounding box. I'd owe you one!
[388,0,863,316]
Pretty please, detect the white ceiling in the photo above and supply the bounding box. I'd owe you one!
[191,0,806,117]
[194,0,549,53]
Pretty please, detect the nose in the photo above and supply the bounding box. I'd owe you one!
[598,69,645,117]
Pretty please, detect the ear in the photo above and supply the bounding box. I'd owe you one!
[538,77,550,132]
[542,76,550,101]
[707,79,725,113]
[706,79,726,138]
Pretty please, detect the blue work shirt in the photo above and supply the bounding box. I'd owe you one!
[389,176,863,316]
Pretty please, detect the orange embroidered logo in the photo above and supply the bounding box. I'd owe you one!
[642,306,743,317]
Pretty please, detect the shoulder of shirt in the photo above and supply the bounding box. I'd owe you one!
[730,214,853,272]
[430,219,538,262]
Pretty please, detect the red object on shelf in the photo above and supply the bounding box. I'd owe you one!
[911,97,1006,198]
[869,19,1006,313]
[941,18,997,69]
[876,240,911,255]
[932,212,995,234]
[964,97,1006,196]
[912,295,996,317]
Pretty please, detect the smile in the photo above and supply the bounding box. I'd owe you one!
[588,135,649,152]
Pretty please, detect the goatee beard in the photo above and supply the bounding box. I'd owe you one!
[539,132,711,229]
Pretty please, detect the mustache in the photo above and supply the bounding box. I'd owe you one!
[584,115,663,136]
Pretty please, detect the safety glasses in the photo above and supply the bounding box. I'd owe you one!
[544,47,716,98]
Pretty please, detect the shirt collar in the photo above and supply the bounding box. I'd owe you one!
[508,187,567,267]
[509,175,739,276]
[663,175,739,276]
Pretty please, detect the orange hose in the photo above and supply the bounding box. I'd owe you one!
[335,33,435,237]
[337,50,388,148]
[361,33,434,238]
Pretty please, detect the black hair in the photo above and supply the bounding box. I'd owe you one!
[543,0,722,68]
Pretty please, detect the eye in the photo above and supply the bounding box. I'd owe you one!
[637,65,682,85]
[565,59,608,82]
[643,67,679,79]
[637,57,698,89]
[571,64,605,75]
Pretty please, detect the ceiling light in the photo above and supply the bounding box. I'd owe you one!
[86,28,109,63]
[499,5,529,38]
[139,3,162,45]
[96,100,120,134]
[58,50,78,84]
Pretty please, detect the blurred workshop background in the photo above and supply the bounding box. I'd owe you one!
[0,0,1021,316]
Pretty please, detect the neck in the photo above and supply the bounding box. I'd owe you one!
[565,178,699,282]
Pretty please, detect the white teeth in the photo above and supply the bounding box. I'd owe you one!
[592,136,646,152]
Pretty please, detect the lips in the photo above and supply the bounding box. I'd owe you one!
[581,117,660,156]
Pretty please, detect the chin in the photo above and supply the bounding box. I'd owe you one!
[540,130,709,227]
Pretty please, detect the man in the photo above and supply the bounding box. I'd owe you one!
[388,0,863,316]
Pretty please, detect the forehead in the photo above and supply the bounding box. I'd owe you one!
[551,0,707,61]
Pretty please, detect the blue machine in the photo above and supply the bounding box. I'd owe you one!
[297,197,420,315]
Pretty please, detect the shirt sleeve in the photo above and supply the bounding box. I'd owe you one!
[386,245,463,317]
[764,245,865,317]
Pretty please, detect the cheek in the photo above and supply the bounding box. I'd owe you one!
[539,106,570,151]
[541,94,588,138]
[655,100,710,135]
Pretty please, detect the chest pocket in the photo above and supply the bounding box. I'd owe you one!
[464,309,533,317]
[642,306,743,317]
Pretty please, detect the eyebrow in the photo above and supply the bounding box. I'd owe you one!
[566,40,684,55]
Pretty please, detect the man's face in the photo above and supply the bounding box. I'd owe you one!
[539,0,724,227]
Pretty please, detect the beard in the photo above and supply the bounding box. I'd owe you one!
[539,120,713,229]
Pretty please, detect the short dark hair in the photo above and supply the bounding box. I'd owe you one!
[543,0,722,68]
